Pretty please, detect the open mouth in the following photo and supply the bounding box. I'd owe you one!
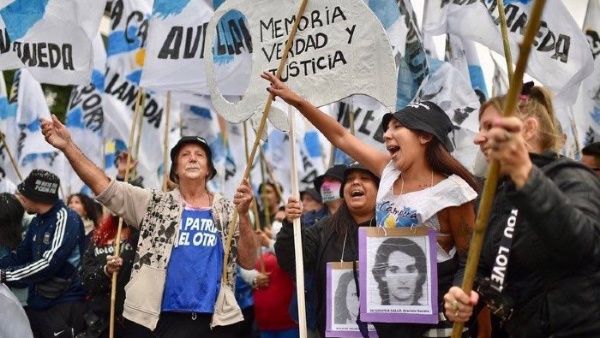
[386,145,400,156]
[350,189,364,197]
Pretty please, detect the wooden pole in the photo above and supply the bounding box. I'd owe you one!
[109,88,144,338]
[133,92,145,160]
[451,0,547,336]
[223,1,310,337]
[287,104,308,338]
[497,0,515,81]
[0,131,23,181]
[162,91,172,192]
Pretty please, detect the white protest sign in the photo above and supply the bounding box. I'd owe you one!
[205,0,397,123]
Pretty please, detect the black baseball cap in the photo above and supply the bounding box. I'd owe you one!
[169,136,217,182]
[382,101,455,152]
[340,162,379,197]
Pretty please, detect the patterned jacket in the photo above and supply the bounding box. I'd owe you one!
[96,180,239,330]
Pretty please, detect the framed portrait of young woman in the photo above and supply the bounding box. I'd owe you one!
[326,261,378,337]
[358,227,438,324]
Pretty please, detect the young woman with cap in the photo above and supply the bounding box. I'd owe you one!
[276,162,380,338]
[263,72,480,337]
[444,86,600,337]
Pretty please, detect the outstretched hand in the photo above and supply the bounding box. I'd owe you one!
[41,115,72,150]
[261,71,304,106]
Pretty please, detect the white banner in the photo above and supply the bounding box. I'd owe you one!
[423,0,594,105]
[15,69,65,181]
[0,0,106,85]
[104,0,166,189]
[141,0,252,95]
[65,35,106,193]
[206,0,397,123]
[0,70,19,190]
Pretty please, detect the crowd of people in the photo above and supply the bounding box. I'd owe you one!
[0,72,599,338]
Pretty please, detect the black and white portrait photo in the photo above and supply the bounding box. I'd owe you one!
[358,227,438,324]
[326,262,377,337]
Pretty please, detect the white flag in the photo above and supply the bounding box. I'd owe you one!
[104,0,166,189]
[15,69,65,180]
[423,0,594,105]
[141,0,252,95]
[570,0,600,147]
[0,0,107,85]
[64,35,106,193]
[0,70,19,189]
[491,53,509,97]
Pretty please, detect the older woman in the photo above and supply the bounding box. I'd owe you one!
[275,162,379,337]
[444,86,600,337]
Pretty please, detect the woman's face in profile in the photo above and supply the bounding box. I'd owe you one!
[345,279,359,320]
[383,250,419,305]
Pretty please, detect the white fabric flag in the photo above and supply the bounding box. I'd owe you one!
[423,0,594,105]
[103,0,167,189]
[367,0,429,109]
[570,0,600,147]
[446,35,488,103]
[15,69,65,180]
[491,53,509,97]
[64,35,106,193]
[141,0,252,95]
[0,0,107,85]
[0,70,19,189]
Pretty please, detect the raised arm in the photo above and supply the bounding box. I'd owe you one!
[262,72,390,177]
[41,115,110,195]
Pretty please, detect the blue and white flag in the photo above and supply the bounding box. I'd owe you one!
[15,69,65,180]
[104,0,167,189]
[424,0,594,105]
[368,0,429,110]
[445,34,487,103]
[0,70,19,189]
[491,53,509,97]
[141,0,252,95]
[64,35,106,193]
[0,0,107,85]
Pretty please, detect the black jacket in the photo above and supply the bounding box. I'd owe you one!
[81,228,139,318]
[477,153,600,337]
[275,214,373,337]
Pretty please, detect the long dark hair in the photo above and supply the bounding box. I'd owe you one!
[67,193,100,226]
[0,193,25,250]
[334,271,356,324]
[424,136,480,192]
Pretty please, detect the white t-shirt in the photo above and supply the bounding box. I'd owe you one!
[0,283,33,338]
[375,161,477,262]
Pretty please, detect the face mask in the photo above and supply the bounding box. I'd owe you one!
[320,181,342,203]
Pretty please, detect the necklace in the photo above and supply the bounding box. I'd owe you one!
[399,170,434,195]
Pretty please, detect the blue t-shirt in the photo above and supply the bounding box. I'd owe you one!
[161,208,223,313]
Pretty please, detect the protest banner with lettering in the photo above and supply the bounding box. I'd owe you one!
[0,0,106,85]
[205,0,397,124]
[104,0,167,188]
[65,35,106,193]
[423,0,594,105]
[0,70,19,189]
[141,0,252,95]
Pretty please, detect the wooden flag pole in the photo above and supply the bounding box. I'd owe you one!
[162,91,172,192]
[0,131,23,181]
[287,104,308,338]
[109,89,144,338]
[497,0,515,81]
[451,0,547,336]
[223,1,310,337]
